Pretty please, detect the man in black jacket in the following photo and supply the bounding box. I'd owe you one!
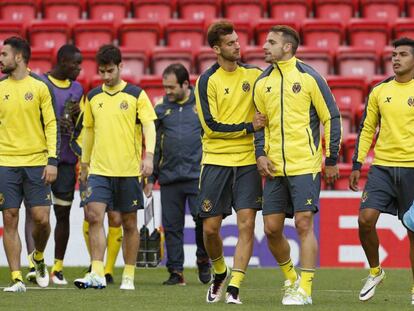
[144,63,211,285]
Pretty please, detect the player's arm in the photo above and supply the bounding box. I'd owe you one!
[40,83,59,183]
[352,91,379,171]
[70,95,85,157]
[145,106,162,197]
[253,82,275,177]
[310,75,342,183]
[80,96,94,183]
[195,77,264,139]
[137,90,157,178]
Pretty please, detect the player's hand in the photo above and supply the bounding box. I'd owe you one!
[59,116,74,134]
[252,112,266,131]
[324,165,339,185]
[257,156,276,178]
[42,165,57,184]
[144,182,154,198]
[349,170,360,192]
[80,162,89,184]
[141,154,154,177]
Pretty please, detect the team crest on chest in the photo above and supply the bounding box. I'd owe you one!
[0,193,4,205]
[242,81,251,92]
[408,96,414,107]
[24,92,33,101]
[120,100,129,110]
[192,104,197,114]
[292,82,301,94]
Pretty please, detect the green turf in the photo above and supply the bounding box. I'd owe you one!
[0,267,412,310]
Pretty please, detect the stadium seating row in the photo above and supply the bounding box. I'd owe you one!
[1,18,414,51]
[1,0,413,23]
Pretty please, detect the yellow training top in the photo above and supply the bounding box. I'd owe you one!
[195,62,262,167]
[82,80,156,176]
[353,77,414,169]
[0,72,59,166]
[254,57,342,176]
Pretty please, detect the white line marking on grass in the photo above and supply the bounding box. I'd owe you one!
[0,286,76,290]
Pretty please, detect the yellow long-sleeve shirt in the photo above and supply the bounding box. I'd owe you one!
[195,62,262,167]
[254,57,342,176]
[0,72,59,166]
[82,80,156,177]
[353,77,414,170]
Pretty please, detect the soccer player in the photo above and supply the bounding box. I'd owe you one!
[0,36,59,292]
[71,101,123,285]
[254,25,342,305]
[144,63,211,286]
[73,44,156,290]
[36,44,83,285]
[195,21,266,304]
[349,37,414,303]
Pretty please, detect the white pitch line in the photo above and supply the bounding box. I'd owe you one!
[0,286,76,290]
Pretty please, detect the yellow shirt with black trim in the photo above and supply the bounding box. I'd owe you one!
[195,62,262,167]
[353,77,414,169]
[83,80,156,176]
[254,56,342,176]
[0,72,59,166]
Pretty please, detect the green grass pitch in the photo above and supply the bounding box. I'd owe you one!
[0,267,412,311]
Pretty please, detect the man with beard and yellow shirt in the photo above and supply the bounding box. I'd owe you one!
[0,36,59,292]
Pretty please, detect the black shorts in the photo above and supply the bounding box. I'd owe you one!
[262,173,321,218]
[197,164,262,219]
[360,165,414,219]
[85,174,143,213]
[0,166,52,209]
[52,163,76,203]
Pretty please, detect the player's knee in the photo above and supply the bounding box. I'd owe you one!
[358,215,375,231]
[32,214,50,227]
[238,218,255,236]
[54,206,70,222]
[3,210,19,229]
[294,215,313,236]
[203,224,219,238]
[264,223,283,240]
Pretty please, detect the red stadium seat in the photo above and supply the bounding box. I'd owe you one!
[138,75,164,105]
[88,0,129,23]
[28,21,70,49]
[327,76,367,135]
[177,0,220,21]
[332,163,369,190]
[382,46,394,76]
[0,0,37,23]
[342,133,375,164]
[120,48,148,76]
[152,47,193,75]
[348,19,390,50]
[243,47,268,70]
[0,22,25,45]
[394,18,414,40]
[29,48,54,75]
[296,47,333,76]
[360,0,404,20]
[314,0,357,21]
[223,0,266,21]
[43,0,84,22]
[255,19,300,47]
[132,0,175,21]
[79,49,98,77]
[165,20,204,49]
[196,47,216,74]
[302,20,344,50]
[73,21,114,49]
[336,47,379,78]
[118,20,161,50]
[409,0,414,17]
[269,0,310,21]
